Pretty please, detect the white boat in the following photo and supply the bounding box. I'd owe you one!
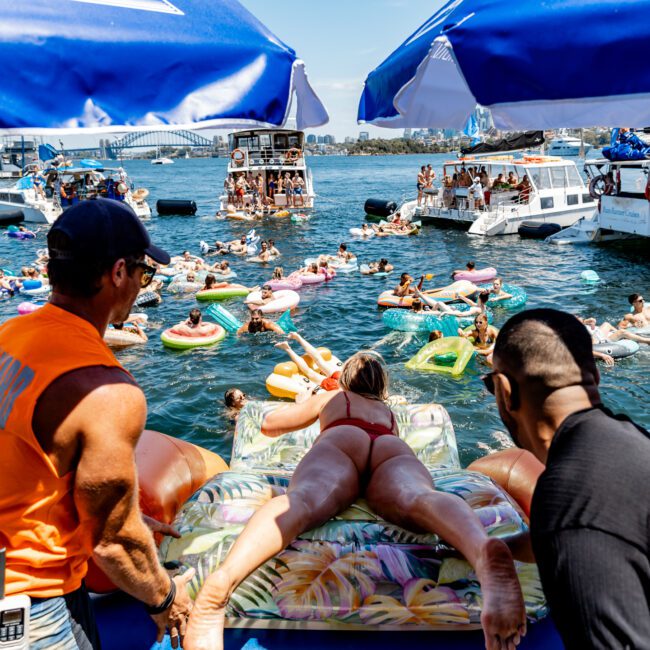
[398,154,597,236]
[151,157,174,165]
[547,136,592,157]
[0,165,151,224]
[219,129,315,217]
[547,158,648,244]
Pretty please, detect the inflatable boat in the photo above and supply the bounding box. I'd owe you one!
[90,406,562,649]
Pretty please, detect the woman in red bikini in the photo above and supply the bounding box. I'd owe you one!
[185,352,526,650]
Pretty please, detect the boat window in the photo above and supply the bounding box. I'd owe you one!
[528,167,552,190]
[8,193,24,204]
[565,165,582,187]
[274,134,288,150]
[0,192,7,201]
[259,134,272,148]
[540,197,554,209]
[582,193,592,204]
[567,194,579,205]
[550,167,567,188]
[288,136,300,148]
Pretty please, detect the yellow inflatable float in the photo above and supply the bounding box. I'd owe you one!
[266,347,342,399]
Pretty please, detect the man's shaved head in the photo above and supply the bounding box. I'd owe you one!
[494,309,598,390]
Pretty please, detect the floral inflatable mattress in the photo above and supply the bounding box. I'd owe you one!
[160,402,547,630]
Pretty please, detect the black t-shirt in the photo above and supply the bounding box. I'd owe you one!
[531,406,650,650]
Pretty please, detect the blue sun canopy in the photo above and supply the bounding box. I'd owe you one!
[358,0,650,130]
[0,0,328,134]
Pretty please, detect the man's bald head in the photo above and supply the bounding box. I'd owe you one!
[494,309,598,391]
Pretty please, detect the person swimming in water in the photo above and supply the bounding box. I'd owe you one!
[170,308,219,337]
[184,351,526,650]
[237,309,284,335]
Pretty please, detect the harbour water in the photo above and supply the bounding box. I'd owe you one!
[1,153,648,464]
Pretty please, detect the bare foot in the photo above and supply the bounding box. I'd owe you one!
[475,538,526,650]
[275,341,290,351]
[287,331,301,341]
[184,569,232,650]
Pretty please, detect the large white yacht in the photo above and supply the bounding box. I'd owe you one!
[0,166,151,224]
[546,159,648,244]
[219,129,315,217]
[399,155,597,236]
[547,136,591,157]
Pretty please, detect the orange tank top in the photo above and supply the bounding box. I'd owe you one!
[0,303,126,597]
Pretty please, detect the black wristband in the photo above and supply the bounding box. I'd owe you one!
[144,577,176,615]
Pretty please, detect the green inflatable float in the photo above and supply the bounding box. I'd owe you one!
[405,336,475,376]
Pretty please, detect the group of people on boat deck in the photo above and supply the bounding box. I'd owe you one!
[224,170,306,209]
[440,167,532,208]
[1,199,649,650]
[416,163,437,205]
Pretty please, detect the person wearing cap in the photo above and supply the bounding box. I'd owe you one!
[469,176,485,209]
[0,199,193,649]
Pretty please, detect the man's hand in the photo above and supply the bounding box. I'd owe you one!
[151,568,196,649]
[142,514,181,539]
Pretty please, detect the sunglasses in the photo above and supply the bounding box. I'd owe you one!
[636,297,644,303]
[127,259,156,288]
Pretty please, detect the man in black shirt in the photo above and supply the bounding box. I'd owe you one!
[486,308,650,649]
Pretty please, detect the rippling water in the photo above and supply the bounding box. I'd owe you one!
[2,154,648,464]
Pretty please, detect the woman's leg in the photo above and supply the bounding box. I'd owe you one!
[274,341,324,383]
[287,332,337,376]
[185,426,371,650]
[365,436,526,650]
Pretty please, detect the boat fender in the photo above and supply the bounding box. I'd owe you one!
[467,448,545,517]
[86,430,228,593]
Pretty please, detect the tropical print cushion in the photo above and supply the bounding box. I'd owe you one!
[231,401,461,474]
[160,469,548,629]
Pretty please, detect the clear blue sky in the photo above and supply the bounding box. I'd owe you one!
[240,0,443,140]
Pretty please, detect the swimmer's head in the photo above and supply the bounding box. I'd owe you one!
[261,285,273,299]
[493,277,502,290]
[412,298,423,312]
[204,274,216,288]
[339,243,347,252]
[339,351,388,402]
[224,387,247,410]
[273,266,283,279]
[478,290,490,305]
[629,293,644,307]
[428,330,443,342]
[400,273,411,284]
[466,261,475,271]
[186,272,196,282]
[188,308,201,325]
[475,313,488,329]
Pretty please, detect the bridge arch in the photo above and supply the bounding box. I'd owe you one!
[107,130,213,158]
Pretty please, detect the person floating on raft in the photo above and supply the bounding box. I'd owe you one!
[170,308,219,338]
[237,309,284,335]
[274,331,343,392]
[183,352,527,650]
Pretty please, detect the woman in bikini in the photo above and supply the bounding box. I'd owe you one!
[185,352,526,650]
[460,312,499,357]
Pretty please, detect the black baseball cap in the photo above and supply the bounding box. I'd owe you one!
[48,198,170,265]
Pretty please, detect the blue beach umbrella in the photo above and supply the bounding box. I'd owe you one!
[358,0,650,131]
[0,0,328,134]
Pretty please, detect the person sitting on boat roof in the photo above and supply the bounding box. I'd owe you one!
[284,172,294,207]
[293,172,305,207]
[171,308,219,337]
[237,308,284,335]
[516,175,532,203]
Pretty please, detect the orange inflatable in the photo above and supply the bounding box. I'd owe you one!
[467,448,544,518]
[86,430,228,593]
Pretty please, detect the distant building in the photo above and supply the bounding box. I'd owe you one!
[323,134,336,145]
[403,128,412,140]
[306,134,317,144]
[344,136,356,144]
[443,128,459,139]
[359,131,370,141]
[317,135,325,144]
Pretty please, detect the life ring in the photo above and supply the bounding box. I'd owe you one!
[285,148,301,163]
[588,174,607,199]
[231,149,246,166]
[115,181,128,195]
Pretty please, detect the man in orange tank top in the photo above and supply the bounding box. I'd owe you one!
[0,199,193,649]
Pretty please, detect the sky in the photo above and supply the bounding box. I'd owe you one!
[43,0,442,150]
[240,0,444,141]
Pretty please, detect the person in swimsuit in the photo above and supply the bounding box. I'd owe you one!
[267,173,276,201]
[274,332,342,391]
[618,293,650,329]
[184,351,527,650]
[170,308,219,337]
[459,313,499,358]
[488,278,513,303]
[416,165,426,206]
[284,173,293,207]
[237,309,283,335]
[393,273,417,297]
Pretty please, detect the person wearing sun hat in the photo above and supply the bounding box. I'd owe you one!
[0,199,194,648]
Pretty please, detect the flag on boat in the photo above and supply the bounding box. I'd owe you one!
[0,0,328,134]
[358,0,650,130]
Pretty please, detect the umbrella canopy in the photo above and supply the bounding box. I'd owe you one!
[358,0,650,130]
[0,0,328,134]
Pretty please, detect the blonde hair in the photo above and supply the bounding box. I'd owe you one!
[338,351,389,401]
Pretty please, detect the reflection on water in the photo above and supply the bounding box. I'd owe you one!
[1,154,647,465]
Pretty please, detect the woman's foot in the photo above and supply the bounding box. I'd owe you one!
[184,569,233,650]
[275,341,290,351]
[287,331,301,342]
[475,538,527,650]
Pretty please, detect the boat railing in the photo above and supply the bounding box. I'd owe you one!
[229,148,305,169]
